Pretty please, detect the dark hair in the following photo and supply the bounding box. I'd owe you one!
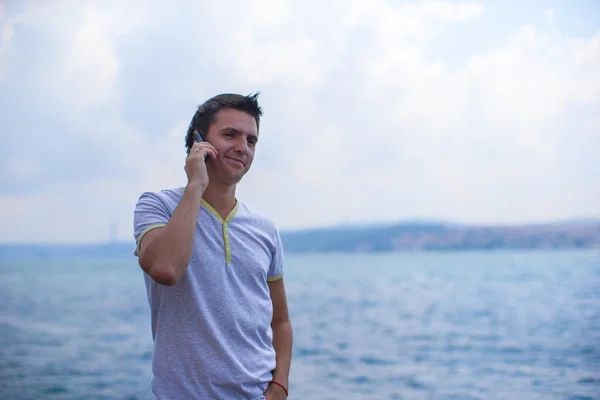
[185,92,263,154]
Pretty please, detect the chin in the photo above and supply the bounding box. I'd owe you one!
[223,172,246,185]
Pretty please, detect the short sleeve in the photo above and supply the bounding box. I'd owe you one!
[133,191,171,257]
[267,225,284,281]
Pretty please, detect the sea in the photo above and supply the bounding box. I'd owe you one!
[1,250,599,400]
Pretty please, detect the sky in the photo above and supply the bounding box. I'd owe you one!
[1,0,599,243]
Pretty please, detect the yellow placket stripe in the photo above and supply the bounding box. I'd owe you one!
[200,198,239,265]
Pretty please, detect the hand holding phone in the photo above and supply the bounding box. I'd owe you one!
[186,130,216,189]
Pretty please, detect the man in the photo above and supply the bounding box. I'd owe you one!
[133,92,292,399]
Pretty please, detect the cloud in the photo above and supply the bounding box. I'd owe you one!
[0,0,598,242]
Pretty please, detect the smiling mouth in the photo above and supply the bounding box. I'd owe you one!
[226,157,245,167]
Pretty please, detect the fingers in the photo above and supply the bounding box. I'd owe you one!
[188,142,218,160]
[190,141,215,154]
[203,148,218,161]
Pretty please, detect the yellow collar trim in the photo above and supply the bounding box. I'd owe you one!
[200,198,238,224]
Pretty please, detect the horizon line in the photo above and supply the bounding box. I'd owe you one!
[1,216,599,247]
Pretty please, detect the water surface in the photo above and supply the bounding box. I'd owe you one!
[1,251,599,399]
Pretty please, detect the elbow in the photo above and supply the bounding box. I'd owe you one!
[140,256,179,286]
[149,266,178,286]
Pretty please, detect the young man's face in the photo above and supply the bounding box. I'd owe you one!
[204,108,259,185]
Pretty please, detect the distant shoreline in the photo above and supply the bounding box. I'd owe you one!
[1,219,599,257]
[278,219,600,253]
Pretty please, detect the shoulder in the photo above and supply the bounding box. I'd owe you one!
[236,201,280,234]
[158,187,185,203]
[135,187,184,206]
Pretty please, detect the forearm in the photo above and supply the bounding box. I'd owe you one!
[141,182,205,284]
[271,320,293,386]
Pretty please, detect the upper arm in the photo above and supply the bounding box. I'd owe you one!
[268,278,290,324]
[137,227,163,263]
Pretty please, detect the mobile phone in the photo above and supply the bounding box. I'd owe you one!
[193,130,209,161]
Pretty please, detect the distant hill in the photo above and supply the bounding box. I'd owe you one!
[0,220,598,260]
[279,219,600,253]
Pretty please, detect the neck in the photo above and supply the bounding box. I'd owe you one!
[202,181,237,220]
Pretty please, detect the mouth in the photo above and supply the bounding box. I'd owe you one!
[225,156,245,167]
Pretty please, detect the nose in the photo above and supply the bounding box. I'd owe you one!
[234,136,249,154]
